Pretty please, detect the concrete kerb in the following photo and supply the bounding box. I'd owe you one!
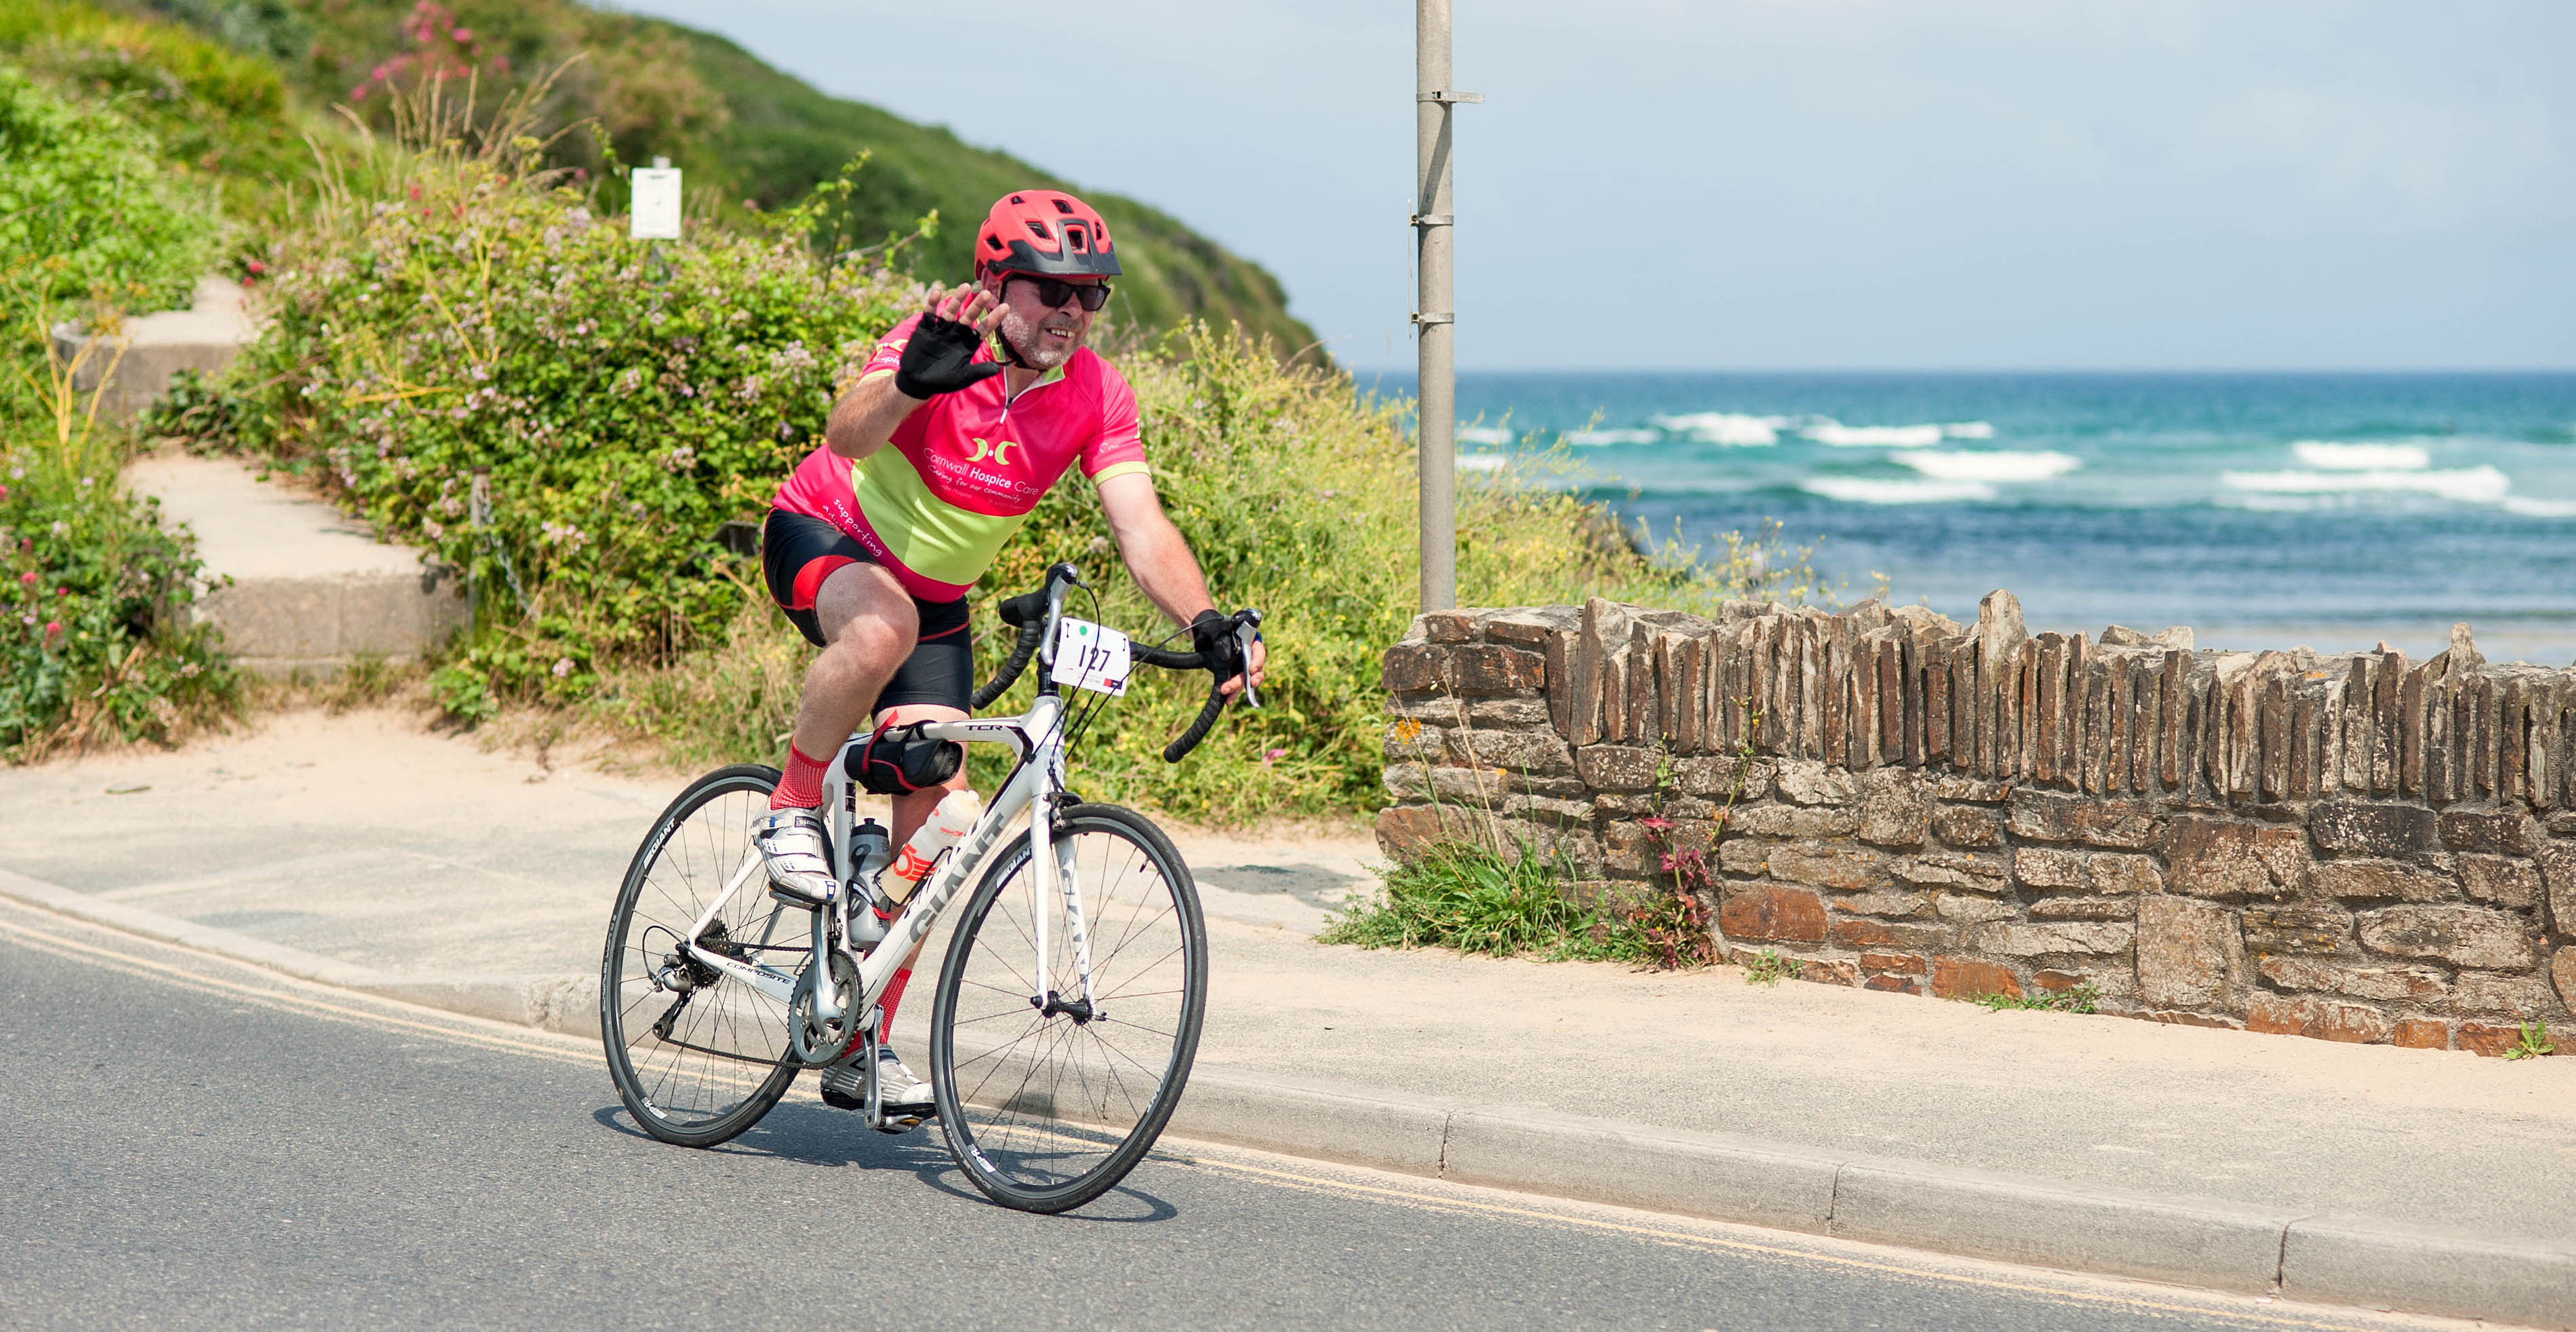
[1,864,2568,1329]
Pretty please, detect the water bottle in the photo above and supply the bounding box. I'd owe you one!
[875,789,980,912]
[844,819,891,948]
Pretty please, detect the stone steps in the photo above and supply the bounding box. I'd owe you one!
[52,276,256,423]
[127,454,467,678]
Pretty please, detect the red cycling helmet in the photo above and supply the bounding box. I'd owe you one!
[974,189,1122,281]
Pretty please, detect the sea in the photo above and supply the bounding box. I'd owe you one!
[1364,372,2576,666]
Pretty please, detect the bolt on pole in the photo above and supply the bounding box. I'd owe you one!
[1414,0,1478,614]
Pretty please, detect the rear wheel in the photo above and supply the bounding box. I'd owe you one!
[601,765,807,1147]
[929,804,1206,1213]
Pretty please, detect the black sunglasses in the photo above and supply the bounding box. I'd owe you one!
[1009,275,1112,312]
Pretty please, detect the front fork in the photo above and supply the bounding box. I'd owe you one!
[1029,781,1102,1020]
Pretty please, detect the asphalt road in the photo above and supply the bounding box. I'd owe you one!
[0,905,2478,1332]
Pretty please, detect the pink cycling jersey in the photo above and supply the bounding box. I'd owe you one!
[772,313,1148,600]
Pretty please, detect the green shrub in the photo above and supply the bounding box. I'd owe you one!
[204,111,913,708]
[0,62,214,319]
[0,68,235,759]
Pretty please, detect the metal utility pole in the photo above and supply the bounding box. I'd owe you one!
[1414,0,1478,613]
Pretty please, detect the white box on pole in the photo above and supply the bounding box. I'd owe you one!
[630,168,683,240]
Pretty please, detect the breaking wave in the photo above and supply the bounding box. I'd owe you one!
[1799,477,1998,505]
[2291,441,2433,471]
[1893,450,2081,483]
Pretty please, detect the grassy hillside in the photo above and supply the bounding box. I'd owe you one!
[101,0,1319,353]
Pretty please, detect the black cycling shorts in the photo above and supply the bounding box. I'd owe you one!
[759,509,974,714]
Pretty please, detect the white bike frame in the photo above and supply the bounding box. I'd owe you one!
[673,594,1099,1040]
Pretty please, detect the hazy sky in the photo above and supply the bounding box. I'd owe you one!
[614,1,2573,372]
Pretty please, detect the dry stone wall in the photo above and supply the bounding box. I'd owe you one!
[1376,593,2576,1055]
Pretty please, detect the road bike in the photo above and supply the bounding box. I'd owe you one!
[599,562,1260,1213]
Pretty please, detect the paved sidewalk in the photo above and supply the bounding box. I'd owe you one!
[3,709,2572,1323]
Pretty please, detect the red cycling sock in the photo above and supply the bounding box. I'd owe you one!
[879,967,913,1030]
[769,743,830,810]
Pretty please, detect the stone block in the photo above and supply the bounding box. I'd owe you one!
[1829,917,1951,950]
[1716,839,1772,877]
[1604,823,1657,875]
[2554,946,2576,1011]
[1384,719,1450,765]
[1863,974,1922,994]
[1836,888,1934,918]
[2137,897,2240,1009]
[1803,958,1861,987]
[1460,728,1576,777]
[2013,847,2090,890]
[1482,613,1566,648]
[1774,760,1857,806]
[1930,956,2021,1000]
[1467,696,1553,728]
[2392,1018,2450,1049]
[1419,610,1478,644]
[2029,897,2138,921]
[2440,808,2536,855]
[1676,756,1768,800]
[2455,1021,2530,1058]
[1501,792,1596,826]
[2307,801,2437,857]
[2007,790,2156,848]
[1451,644,1546,695]
[1937,895,2017,924]
[1860,950,1926,975]
[2456,854,2539,909]
[2357,905,2538,971]
[1930,776,2010,802]
[1770,844,1885,890]
[2536,838,2576,934]
[2089,853,2162,895]
[1730,804,1858,838]
[1574,745,1658,791]
[1890,851,2008,893]
[1972,922,2134,956]
[2256,957,2446,1002]
[2448,971,2558,1019]
[1376,804,1454,859]
[2163,816,2306,900]
[2240,905,2354,957]
[1930,804,2004,848]
[1381,644,1448,694]
[1718,884,1828,943]
[1857,770,1930,848]
[2246,995,2392,1044]
[2312,859,2460,903]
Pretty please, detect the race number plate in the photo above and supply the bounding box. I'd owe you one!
[1050,618,1130,696]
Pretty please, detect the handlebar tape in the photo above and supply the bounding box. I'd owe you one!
[969,617,1047,711]
[1162,678,1230,763]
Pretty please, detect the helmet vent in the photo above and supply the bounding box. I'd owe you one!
[983,235,1006,252]
[1051,197,1075,214]
[1008,194,1025,204]
[1067,225,1087,251]
[1025,220,1051,241]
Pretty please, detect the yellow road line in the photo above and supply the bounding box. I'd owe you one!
[0,913,596,1068]
[1163,1156,2409,1332]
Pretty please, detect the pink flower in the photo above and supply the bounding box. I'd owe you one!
[17,571,33,587]
[43,621,61,642]
[247,260,267,275]
[1638,816,1673,833]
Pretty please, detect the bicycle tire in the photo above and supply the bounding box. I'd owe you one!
[928,804,1207,1213]
[601,764,806,1148]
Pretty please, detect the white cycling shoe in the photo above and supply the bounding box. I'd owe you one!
[753,806,836,904]
[821,1049,936,1131]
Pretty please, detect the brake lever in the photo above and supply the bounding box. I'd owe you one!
[1233,611,1263,709]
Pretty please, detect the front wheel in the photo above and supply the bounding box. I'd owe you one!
[929,804,1208,1213]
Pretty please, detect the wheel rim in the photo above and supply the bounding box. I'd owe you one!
[940,819,1199,1200]
[608,777,805,1134]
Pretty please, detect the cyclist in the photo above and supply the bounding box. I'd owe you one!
[752,189,1264,1126]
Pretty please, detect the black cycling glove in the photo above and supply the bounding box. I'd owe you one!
[894,311,1004,399]
[1191,610,1245,686]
